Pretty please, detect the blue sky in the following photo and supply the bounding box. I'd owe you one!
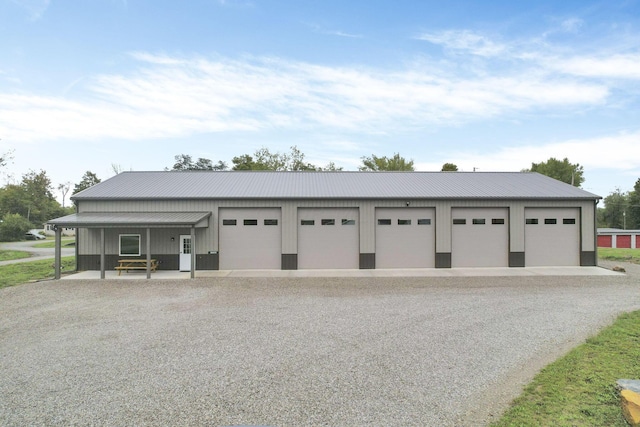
[2,0,640,202]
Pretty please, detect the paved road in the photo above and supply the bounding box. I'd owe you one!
[1,262,639,426]
[0,240,75,266]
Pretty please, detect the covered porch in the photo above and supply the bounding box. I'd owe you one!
[48,211,212,279]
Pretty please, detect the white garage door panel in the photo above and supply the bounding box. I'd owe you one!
[451,208,509,267]
[298,208,359,269]
[525,208,580,266]
[376,208,435,268]
[219,208,281,270]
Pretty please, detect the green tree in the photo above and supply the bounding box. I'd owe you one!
[0,185,27,217]
[231,154,260,171]
[602,188,629,229]
[441,163,458,171]
[0,213,32,242]
[320,162,343,171]
[168,154,228,171]
[73,171,101,196]
[359,153,415,171]
[0,149,12,169]
[57,182,72,208]
[627,178,640,229]
[527,157,584,187]
[231,146,327,171]
[21,170,61,226]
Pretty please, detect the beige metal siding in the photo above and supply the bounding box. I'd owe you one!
[525,208,580,266]
[375,208,435,268]
[76,198,597,269]
[451,208,509,267]
[79,227,191,255]
[581,202,596,252]
[219,208,282,270]
[298,208,359,269]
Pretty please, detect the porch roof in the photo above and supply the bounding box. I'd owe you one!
[49,212,211,228]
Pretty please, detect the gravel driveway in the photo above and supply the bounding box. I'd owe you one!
[1,265,639,426]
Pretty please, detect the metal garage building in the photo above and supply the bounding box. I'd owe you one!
[50,171,600,278]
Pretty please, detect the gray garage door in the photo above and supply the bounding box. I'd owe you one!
[219,208,282,270]
[298,208,359,269]
[525,208,580,266]
[375,208,435,268]
[451,208,509,267]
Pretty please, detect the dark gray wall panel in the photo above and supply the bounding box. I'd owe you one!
[196,253,218,270]
[581,251,596,266]
[509,252,525,267]
[435,252,451,268]
[282,254,298,270]
[359,253,375,269]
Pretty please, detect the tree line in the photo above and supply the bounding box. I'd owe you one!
[598,180,640,230]
[4,145,632,241]
[167,146,418,172]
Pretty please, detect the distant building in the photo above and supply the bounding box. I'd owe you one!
[44,223,75,237]
[597,228,640,249]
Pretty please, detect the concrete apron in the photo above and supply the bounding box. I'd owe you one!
[62,266,623,280]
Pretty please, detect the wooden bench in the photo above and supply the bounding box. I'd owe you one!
[115,259,158,275]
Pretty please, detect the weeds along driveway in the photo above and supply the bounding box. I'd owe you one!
[1,271,639,427]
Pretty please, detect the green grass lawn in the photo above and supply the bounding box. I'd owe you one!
[599,247,640,264]
[0,256,75,289]
[492,310,640,427]
[32,237,75,249]
[0,250,31,261]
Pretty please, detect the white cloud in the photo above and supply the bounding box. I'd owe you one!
[550,54,640,79]
[415,30,507,57]
[0,52,615,144]
[439,131,640,173]
[417,27,640,82]
[560,18,584,33]
[306,23,363,38]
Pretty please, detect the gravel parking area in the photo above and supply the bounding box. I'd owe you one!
[1,266,639,426]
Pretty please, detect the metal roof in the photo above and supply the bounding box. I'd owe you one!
[49,212,211,228]
[71,171,600,201]
[598,228,640,234]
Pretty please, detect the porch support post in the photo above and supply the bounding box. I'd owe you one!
[190,226,196,279]
[146,227,151,279]
[100,228,105,279]
[54,226,62,280]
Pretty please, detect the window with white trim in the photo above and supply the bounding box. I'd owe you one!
[119,234,141,256]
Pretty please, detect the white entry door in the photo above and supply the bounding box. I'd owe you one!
[180,235,193,271]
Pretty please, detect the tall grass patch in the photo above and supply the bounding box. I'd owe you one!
[492,311,640,426]
[0,256,75,288]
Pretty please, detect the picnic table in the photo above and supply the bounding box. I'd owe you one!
[115,259,158,275]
